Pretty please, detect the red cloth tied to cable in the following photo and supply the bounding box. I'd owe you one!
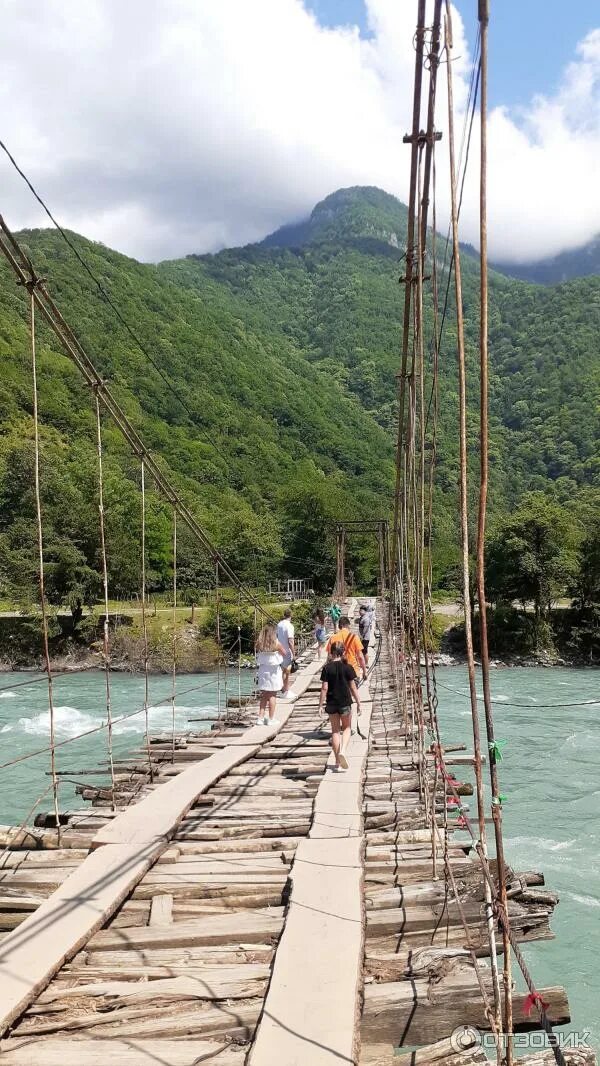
[523,992,549,1017]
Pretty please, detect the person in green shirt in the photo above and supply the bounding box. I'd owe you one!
[327,602,342,633]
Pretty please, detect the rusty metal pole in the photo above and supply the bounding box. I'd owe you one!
[390,0,427,613]
[444,2,503,1048]
[476,1,514,1060]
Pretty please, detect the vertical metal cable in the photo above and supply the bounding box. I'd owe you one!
[140,460,153,780]
[445,2,503,1042]
[215,562,222,718]
[171,507,177,762]
[94,390,116,810]
[477,2,514,1056]
[237,590,242,711]
[28,284,61,842]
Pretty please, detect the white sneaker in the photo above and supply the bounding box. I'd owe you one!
[282,691,296,701]
[257,716,268,726]
[269,717,281,727]
[338,751,349,770]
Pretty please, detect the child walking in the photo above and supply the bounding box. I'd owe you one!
[313,607,328,659]
[318,640,361,771]
[255,625,287,727]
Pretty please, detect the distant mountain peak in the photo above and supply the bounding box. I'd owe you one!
[492,233,600,285]
[259,185,408,251]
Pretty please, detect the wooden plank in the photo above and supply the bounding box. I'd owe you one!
[14,999,263,1039]
[0,841,159,1037]
[88,908,285,951]
[35,968,270,1003]
[0,1039,247,1065]
[361,980,570,1045]
[250,694,373,1065]
[92,743,259,846]
[93,654,324,849]
[149,892,173,925]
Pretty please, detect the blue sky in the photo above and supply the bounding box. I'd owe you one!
[309,0,600,109]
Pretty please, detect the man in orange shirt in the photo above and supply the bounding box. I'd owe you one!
[326,615,367,682]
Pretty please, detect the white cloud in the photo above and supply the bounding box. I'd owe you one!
[0,0,598,262]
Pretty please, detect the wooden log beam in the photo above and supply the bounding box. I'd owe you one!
[361,981,569,1045]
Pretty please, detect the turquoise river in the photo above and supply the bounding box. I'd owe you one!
[0,665,597,1051]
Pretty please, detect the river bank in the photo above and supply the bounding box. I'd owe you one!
[0,598,316,673]
[434,604,599,668]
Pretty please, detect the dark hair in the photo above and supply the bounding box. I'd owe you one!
[314,608,325,624]
[283,609,292,619]
[359,604,367,612]
[339,615,350,627]
[329,641,344,657]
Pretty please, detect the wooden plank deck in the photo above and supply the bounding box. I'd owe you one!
[0,602,592,1066]
[249,682,373,1065]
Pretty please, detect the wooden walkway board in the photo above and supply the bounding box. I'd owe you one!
[93,653,322,847]
[0,1038,247,1065]
[0,648,325,1041]
[249,689,373,1065]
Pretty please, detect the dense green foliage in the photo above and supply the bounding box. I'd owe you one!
[0,186,598,623]
[486,494,580,622]
[455,494,600,660]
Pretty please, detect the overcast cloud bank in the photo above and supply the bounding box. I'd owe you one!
[1,0,599,262]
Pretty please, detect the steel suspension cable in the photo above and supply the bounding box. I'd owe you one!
[390,0,427,601]
[237,590,242,712]
[215,562,222,720]
[444,1,503,1042]
[94,388,117,810]
[476,4,514,1057]
[28,282,62,844]
[171,506,178,762]
[140,459,153,781]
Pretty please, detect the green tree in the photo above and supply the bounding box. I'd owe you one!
[486,493,580,624]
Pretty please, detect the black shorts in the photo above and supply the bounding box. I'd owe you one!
[326,705,351,717]
[361,639,369,656]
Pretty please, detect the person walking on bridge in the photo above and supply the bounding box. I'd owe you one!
[276,608,296,700]
[255,625,287,726]
[358,603,374,665]
[326,615,367,683]
[318,641,361,771]
[327,602,341,633]
[313,607,328,659]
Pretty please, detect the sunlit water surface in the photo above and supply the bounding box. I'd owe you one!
[0,669,253,824]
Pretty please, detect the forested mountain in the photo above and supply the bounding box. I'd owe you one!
[0,185,599,608]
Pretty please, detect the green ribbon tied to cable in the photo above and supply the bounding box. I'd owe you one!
[492,794,507,806]
[489,739,507,763]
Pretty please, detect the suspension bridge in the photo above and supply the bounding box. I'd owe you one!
[0,2,595,1065]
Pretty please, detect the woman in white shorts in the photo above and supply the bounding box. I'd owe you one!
[255,625,287,726]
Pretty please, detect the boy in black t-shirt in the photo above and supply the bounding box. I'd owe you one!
[318,641,361,771]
